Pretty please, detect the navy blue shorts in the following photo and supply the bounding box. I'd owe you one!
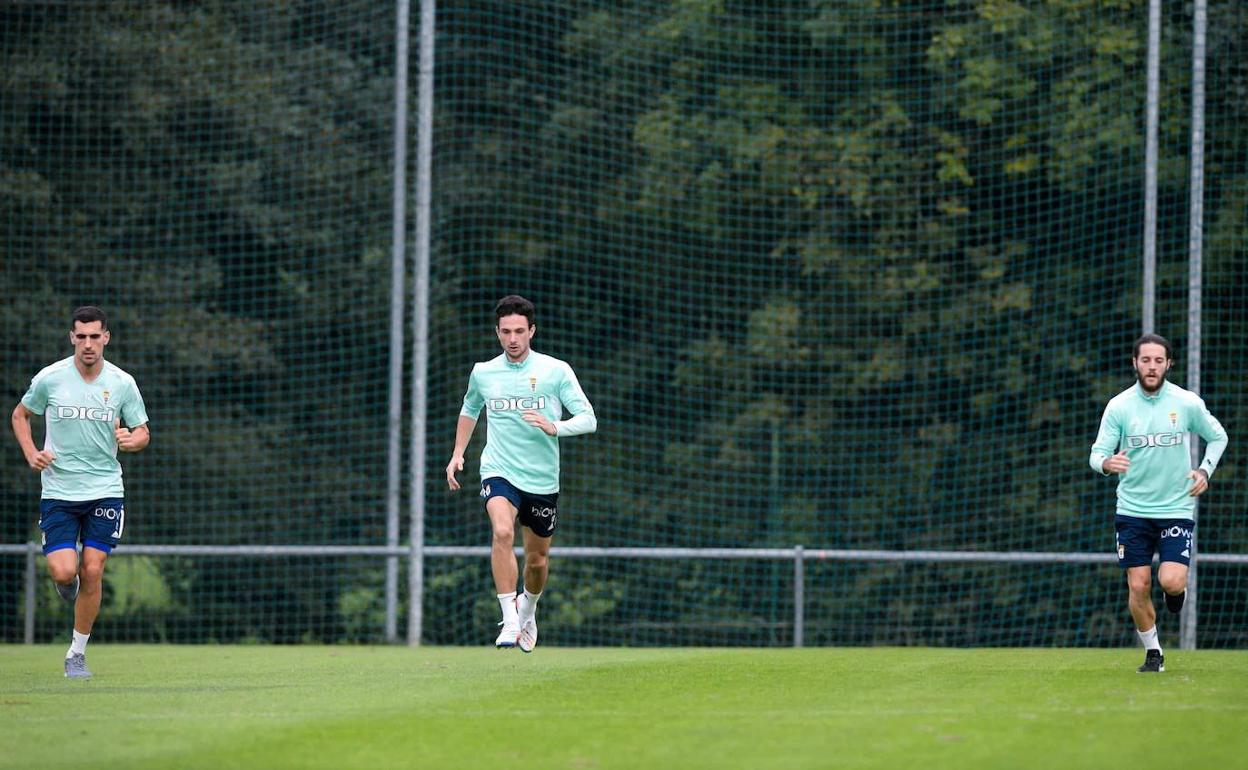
[1114,515,1193,568]
[480,477,558,538]
[39,498,126,555]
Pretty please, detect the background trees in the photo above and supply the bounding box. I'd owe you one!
[3,1,1243,645]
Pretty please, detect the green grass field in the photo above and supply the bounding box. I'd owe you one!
[2,645,1246,769]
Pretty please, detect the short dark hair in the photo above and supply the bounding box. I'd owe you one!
[494,295,535,327]
[71,305,108,330]
[1133,332,1173,360]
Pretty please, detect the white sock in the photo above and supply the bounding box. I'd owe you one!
[498,593,518,625]
[67,630,89,658]
[1137,625,1162,654]
[520,589,541,621]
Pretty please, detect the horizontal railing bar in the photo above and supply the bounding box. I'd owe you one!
[2,542,1246,564]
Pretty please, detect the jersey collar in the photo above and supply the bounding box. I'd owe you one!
[503,351,533,370]
[1134,379,1168,401]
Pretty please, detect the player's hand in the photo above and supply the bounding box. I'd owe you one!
[25,449,55,472]
[1103,450,1130,474]
[446,455,464,491]
[114,418,138,452]
[522,410,556,436]
[1188,469,1209,497]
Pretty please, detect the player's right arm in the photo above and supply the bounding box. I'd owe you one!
[446,415,478,491]
[447,365,484,491]
[10,403,55,472]
[1089,400,1128,475]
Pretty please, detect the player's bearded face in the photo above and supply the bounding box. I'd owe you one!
[496,314,535,361]
[70,321,110,367]
[1133,343,1170,394]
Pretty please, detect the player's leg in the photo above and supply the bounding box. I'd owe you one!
[517,526,551,653]
[61,546,109,678]
[1125,566,1156,637]
[515,493,556,653]
[521,526,551,595]
[1159,562,1189,613]
[39,500,81,602]
[1117,515,1163,672]
[482,481,522,647]
[486,495,520,595]
[1126,566,1164,672]
[1158,519,1194,614]
[45,548,80,602]
[76,546,109,635]
[64,498,124,677]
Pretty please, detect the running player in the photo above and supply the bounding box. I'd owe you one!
[1089,333,1227,673]
[445,295,596,651]
[11,306,150,678]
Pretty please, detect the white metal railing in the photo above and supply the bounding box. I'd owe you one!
[5,542,1246,646]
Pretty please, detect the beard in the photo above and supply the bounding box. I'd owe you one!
[1135,368,1166,394]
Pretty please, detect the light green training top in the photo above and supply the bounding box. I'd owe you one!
[1089,380,1228,519]
[459,350,596,494]
[21,356,149,501]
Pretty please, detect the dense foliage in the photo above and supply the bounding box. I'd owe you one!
[2,1,1244,646]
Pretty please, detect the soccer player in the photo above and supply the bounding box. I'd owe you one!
[445,295,596,651]
[1089,333,1227,673]
[10,306,150,678]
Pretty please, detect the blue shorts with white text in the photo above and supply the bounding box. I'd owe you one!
[39,498,126,555]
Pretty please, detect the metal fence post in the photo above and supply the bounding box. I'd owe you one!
[1179,0,1208,654]
[25,541,37,644]
[793,545,804,648]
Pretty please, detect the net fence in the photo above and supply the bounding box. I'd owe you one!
[2,0,1245,647]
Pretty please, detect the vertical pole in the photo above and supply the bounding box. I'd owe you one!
[1141,0,1162,334]
[407,0,436,646]
[1180,0,1207,652]
[385,0,411,644]
[25,542,37,644]
[793,546,805,648]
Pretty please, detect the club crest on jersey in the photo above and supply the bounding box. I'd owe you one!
[1169,411,1178,427]
[102,389,110,404]
[529,377,537,393]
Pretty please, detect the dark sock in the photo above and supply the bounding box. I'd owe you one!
[1165,590,1186,614]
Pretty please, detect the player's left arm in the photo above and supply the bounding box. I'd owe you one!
[115,379,151,453]
[553,363,596,437]
[115,421,150,452]
[521,363,596,437]
[1187,397,1228,496]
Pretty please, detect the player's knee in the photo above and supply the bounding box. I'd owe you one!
[491,522,514,543]
[47,562,77,584]
[525,552,549,570]
[80,560,106,585]
[1159,573,1186,595]
[1127,574,1151,596]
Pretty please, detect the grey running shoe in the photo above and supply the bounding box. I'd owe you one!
[64,653,92,679]
[55,575,80,603]
[1137,649,1164,673]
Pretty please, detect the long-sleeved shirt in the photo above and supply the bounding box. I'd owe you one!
[1089,380,1228,518]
